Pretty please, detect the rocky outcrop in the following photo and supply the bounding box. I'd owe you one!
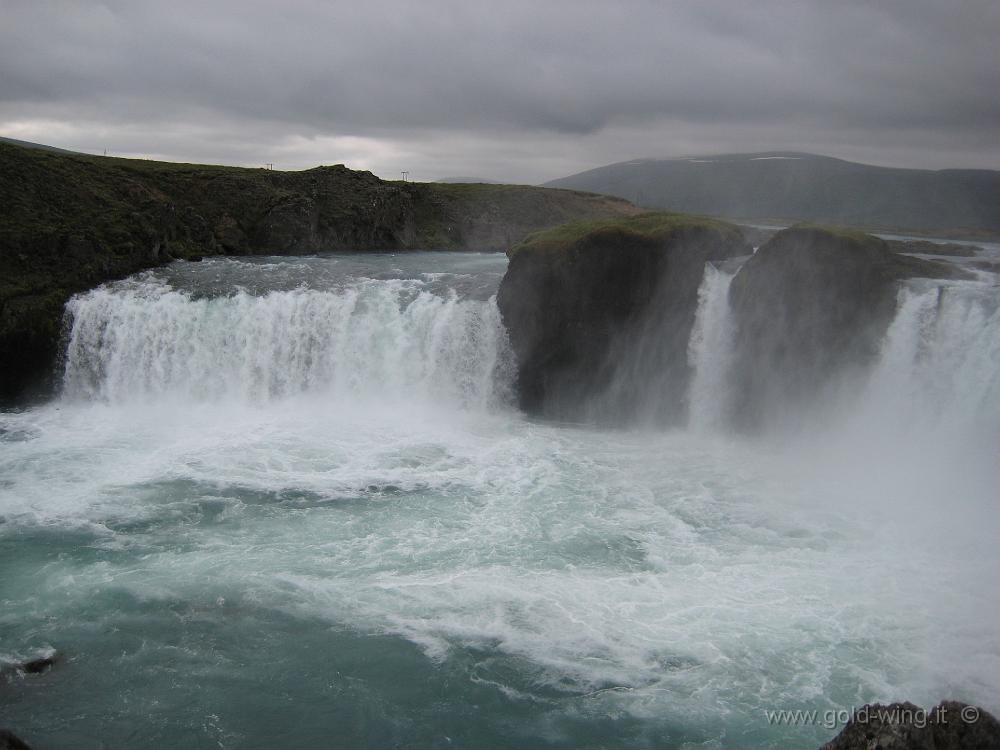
[885,239,981,257]
[498,218,973,428]
[0,731,32,750]
[0,142,635,399]
[727,225,971,429]
[497,213,751,421]
[971,259,1000,273]
[0,653,59,677]
[820,701,1000,749]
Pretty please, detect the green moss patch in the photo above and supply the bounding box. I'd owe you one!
[510,212,742,256]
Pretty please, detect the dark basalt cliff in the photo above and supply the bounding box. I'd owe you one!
[0,142,636,398]
[727,226,971,429]
[0,729,32,750]
[497,213,752,421]
[498,218,971,426]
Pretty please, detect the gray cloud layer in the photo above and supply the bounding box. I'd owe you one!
[2,0,998,182]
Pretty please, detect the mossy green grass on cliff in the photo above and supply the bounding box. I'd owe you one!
[764,224,973,281]
[784,222,886,246]
[509,211,742,256]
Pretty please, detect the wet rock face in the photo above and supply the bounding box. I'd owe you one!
[727,226,970,429]
[820,701,1000,750]
[0,651,61,679]
[0,730,32,750]
[499,219,974,429]
[497,215,751,422]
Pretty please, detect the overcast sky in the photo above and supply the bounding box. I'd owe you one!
[2,0,998,183]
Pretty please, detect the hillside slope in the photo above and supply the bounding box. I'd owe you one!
[545,153,1000,238]
[0,135,79,154]
[0,141,636,397]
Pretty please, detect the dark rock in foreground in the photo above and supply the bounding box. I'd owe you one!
[0,730,32,750]
[820,701,1000,749]
[728,225,971,429]
[497,212,751,421]
[18,655,58,675]
[0,651,60,678]
[971,259,1000,273]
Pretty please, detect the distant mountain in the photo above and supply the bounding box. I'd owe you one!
[435,176,499,184]
[545,152,1000,237]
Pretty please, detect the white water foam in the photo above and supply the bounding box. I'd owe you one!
[684,263,1000,441]
[861,281,1000,437]
[62,277,512,409]
[2,254,999,747]
[687,263,737,432]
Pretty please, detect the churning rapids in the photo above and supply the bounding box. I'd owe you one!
[2,251,999,749]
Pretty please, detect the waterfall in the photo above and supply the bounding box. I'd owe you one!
[686,263,737,432]
[62,277,513,409]
[61,258,1000,438]
[860,280,1000,437]
[684,265,1000,437]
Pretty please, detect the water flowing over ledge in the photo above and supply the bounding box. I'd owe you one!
[3,251,999,749]
[62,271,513,411]
[59,251,1000,442]
[686,263,737,432]
[685,263,1000,439]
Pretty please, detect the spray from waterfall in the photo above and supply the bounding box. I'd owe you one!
[857,280,1000,438]
[684,264,1000,440]
[61,255,1000,445]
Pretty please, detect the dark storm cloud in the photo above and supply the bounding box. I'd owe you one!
[1,0,998,181]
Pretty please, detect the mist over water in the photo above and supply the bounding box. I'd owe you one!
[2,251,999,748]
[863,281,1000,437]
[686,261,1000,439]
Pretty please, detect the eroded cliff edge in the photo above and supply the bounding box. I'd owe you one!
[497,216,971,426]
[0,142,636,398]
[497,213,752,422]
[727,225,970,429]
